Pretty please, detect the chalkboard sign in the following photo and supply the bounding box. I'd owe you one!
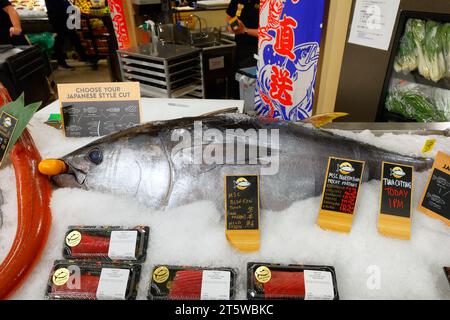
[61,101,140,137]
[0,111,18,164]
[380,162,413,218]
[225,175,260,230]
[320,158,365,215]
[419,152,450,225]
[58,82,141,138]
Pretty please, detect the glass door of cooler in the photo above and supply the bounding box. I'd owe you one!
[377,11,450,123]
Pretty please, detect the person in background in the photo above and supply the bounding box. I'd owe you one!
[226,0,259,69]
[45,0,89,70]
[0,0,26,45]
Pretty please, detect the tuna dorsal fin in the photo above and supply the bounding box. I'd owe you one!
[301,112,349,128]
[201,107,239,117]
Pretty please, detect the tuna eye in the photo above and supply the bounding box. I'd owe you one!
[87,148,103,165]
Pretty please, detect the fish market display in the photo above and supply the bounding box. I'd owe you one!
[41,114,433,212]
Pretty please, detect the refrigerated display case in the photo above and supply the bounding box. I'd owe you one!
[377,11,450,122]
[334,0,450,122]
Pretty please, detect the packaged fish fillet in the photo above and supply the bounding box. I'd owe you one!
[148,265,237,300]
[63,226,149,262]
[45,260,141,300]
[247,262,339,300]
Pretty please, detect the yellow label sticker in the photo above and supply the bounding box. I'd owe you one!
[236,4,244,17]
[254,266,271,283]
[422,139,437,153]
[153,266,170,284]
[52,268,70,286]
[65,230,82,247]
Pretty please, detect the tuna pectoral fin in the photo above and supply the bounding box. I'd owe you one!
[301,112,349,128]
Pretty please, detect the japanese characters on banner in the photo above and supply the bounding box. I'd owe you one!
[109,0,131,49]
[256,0,326,120]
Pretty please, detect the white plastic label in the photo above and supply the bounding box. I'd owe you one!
[108,231,137,260]
[96,268,130,300]
[304,270,334,300]
[209,56,225,70]
[348,0,401,51]
[200,270,231,300]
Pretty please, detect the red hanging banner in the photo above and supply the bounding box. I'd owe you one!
[109,0,132,49]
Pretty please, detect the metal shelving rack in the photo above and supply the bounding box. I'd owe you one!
[117,43,204,98]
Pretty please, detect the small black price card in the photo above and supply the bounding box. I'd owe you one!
[317,157,365,233]
[225,175,260,230]
[380,162,413,218]
[419,152,450,226]
[58,82,141,137]
[320,157,365,215]
[0,111,18,164]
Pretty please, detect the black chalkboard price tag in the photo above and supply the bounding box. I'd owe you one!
[0,111,18,165]
[225,175,260,252]
[58,82,141,137]
[378,162,413,240]
[317,157,365,233]
[419,152,450,226]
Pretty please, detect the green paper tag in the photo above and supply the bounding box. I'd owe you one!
[0,94,41,166]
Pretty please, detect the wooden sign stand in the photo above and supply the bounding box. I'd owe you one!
[317,157,365,233]
[418,151,450,226]
[377,162,414,240]
[225,175,260,252]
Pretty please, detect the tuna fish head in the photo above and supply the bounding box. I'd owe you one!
[49,128,172,207]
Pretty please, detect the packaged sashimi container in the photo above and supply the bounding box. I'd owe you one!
[247,262,339,300]
[148,265,237,300]
[63,226,149,262]
[45,260,141,300]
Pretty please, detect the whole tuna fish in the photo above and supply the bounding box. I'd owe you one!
[45,114,433,211]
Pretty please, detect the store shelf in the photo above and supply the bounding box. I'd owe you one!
[393,70,450,91]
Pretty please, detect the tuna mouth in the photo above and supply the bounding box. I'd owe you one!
[39,159,87,189]
[53,161,87,189]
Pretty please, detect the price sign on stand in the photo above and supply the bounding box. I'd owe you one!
[378,162,414,240]
[317,157,365,233]
[225,175,260,252]
[58,82,141,137]
[419,151,450,226]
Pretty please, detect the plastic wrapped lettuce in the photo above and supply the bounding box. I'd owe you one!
[433,87,450,120]
[410,19,428,79]
[423,21,446,82]
[394,19,418,73]
[386,80,448,122]
[439,23,450,78]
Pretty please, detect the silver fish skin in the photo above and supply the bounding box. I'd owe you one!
[0,188,3,228]
[51,114,433,211]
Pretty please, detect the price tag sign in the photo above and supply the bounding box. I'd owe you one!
[58,82,141,137]
[378,162,413,240]
[0,111,18,165]
[419,152,450,226]
[225,175,260,252]
[317,157,365,233]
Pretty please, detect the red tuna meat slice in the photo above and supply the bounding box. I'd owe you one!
[263,271,305,299]
[70,234,110,256]
[51,274,100,299]
[169,270,203,300]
